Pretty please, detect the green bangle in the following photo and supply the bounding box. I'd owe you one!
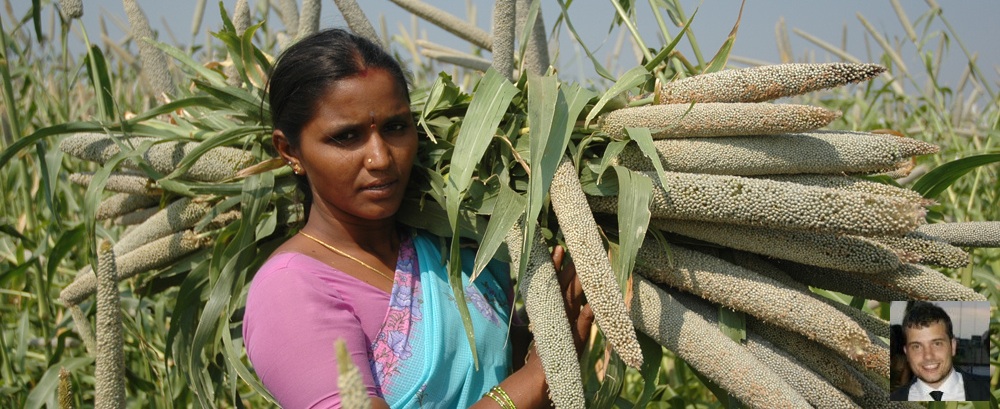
[484,385,516,409]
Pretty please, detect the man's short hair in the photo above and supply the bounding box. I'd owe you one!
[901,302,954,340]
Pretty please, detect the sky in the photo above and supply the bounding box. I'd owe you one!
[890,301,992,340]
[11,1,1000,94]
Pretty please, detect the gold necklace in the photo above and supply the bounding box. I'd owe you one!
[299,231,395,282]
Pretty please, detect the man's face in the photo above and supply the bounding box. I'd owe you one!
[903,321,956,389]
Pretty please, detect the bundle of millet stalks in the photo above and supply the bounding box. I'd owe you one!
[511,63,999,409]
[55,62,1000,409]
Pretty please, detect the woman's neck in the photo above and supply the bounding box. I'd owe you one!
[301,209,400,258]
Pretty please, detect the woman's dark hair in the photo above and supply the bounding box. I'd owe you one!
[266,28,409,221]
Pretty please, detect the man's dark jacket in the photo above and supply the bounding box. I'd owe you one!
[889,371,992,401]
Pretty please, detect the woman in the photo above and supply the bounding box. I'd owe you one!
[243,29,592,408]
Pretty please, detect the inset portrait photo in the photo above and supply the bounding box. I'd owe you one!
[889,301,992,402]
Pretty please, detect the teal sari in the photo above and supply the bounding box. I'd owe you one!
[371,230,513,407]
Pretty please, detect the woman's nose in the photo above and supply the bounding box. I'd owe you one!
[365,132,392,168]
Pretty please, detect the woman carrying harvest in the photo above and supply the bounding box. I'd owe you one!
[242,28,591,408]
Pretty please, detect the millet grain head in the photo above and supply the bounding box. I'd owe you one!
[629,278,813,409]
[599,103,839,140]
[614,131,939,176]
[651,218,903,273]
[916,221,1000,248]
[588,170,927,236]
[549,157,643,368]
[634,242,879,369]
[656,63,886,104]
[505,221,585,409]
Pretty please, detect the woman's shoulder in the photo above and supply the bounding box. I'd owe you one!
[247,251,354,300]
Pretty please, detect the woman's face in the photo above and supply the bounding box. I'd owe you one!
[278,68,417,224]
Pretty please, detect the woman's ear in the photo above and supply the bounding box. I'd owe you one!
[271,129,298,162]
[273,130,303,175]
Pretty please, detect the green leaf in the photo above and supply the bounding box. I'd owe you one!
[643,7,698,73]
[596,140,629,180]
[589,350,626,408]
[396,198,487,241]
[632,332,665,409]
[612,166,652,289]
[585,66,650,127]
[24,357,94,409]
[522,76,594,279]
[472,184,526,280]
[46,225,85,281]
[222,322,275,404]
[553,0,616,80]
[718,306,746,343]
[418,73,462,143]
[190,171,273,405]
[626,127,671,192]
[83,45,116,121]
[148,38,227,87]
[912,154,1000,198]
[162,125,265,181]
[192,79,266,121]
[448,235,479,368]
[445,68,518,232]
[702,1,744,74]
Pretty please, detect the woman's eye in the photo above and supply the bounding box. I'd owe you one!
[330,132,359,144]
[384,121,410,133]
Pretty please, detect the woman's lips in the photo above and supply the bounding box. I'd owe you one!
[362,180,398,198]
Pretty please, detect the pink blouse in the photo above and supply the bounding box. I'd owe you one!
[243,252,391,408]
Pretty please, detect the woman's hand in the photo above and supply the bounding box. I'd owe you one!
[550,245,594,356]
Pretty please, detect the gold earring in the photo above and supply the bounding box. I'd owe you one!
[290,162,303,175]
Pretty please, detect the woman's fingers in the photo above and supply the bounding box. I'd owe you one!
[551,244,592,354]
[573,304,594,353]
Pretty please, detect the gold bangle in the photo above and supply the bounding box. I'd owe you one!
[484,385,516,409]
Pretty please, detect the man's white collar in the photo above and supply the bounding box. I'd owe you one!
[910,368,964,401]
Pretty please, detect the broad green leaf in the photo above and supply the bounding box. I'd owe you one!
[579,163,620,196]
[472,183,526,280]
[448,236,479,369]
[702,1,743,74]
[0,16,23,140]
[522,76,594,278]
[46,225,85,281]
[585,66,650,127]
[718,307,746,343]
[192,79,266,121]
[163,125,265,181]
[911,154,1000,198]
[24,357,94,409]
[613,166,652,288]
[589,349,626,408]
[632,332,665,409]
[222,320,275,404]
[445,68,518,232]
[149,38,227,87]
[626,127,671,192]
[191,171,273,405]
[443,70,518,360]
[643,7,698,72]
[418,73,462,142]
[596,140,629,182]
[83,45,116,121]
